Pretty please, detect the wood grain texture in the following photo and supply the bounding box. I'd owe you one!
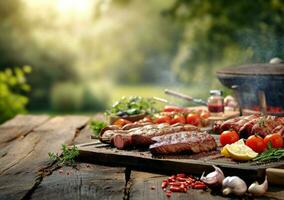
[77,142,284,182]
[0,115,49,145]
[29,163,126,200]
[128,171,284,200]
[0,116,90,200]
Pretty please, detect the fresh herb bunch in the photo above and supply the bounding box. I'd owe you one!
[253,143,284,163]
[90,120,107,136]
[48,144,79,166]
[105,96,158,117]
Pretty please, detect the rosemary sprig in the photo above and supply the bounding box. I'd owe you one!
[48,144,79,166]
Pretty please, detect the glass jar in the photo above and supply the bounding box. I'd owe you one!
[207,90,224,115]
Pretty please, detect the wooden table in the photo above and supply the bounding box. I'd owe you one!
[0,115,283,200]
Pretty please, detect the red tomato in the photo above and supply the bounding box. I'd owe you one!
[141,116,152,123]
[156,115,172,124]
[186,113,201,126]
[245,135,266,153]
[200,111,210,119]
[163,105,185,113]
[263,133,284,148]
[171,115,186,125]
[113,118,132,127]
[219,130,239,146]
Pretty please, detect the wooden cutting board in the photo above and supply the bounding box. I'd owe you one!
[76,140,284,183]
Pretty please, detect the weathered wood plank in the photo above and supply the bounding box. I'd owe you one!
[77,143,284,182]
[0,115,90,200]
[128,171,284,200]
[73,114,105,144]
[0,115,49,146]
[29,163,126,200]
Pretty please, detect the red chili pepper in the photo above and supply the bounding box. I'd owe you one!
[169,182,181,186]
[161,181,168,188]
[176,177,187,182]
[166,191,172,198]
[170,186,187,193]
[192,184,207,189]
[176,173,186,178]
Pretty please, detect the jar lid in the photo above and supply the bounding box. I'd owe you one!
[210,90,223,96]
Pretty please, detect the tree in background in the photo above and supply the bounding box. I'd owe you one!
[166,0,284,86]
[0,66,31,124]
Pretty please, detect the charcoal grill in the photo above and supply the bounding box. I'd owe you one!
[217,58,284,116]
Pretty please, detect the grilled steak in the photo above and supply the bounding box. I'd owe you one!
[113,124,199,149]
[149,131,217,155]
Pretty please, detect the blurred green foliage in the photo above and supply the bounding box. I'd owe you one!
[51,82,110,113]
[167,0,284,86]
[0,66,31,123]
[0,0,284,118]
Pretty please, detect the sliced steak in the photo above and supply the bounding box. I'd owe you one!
[149,131,217,155]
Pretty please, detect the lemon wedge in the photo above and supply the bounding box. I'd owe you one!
[226,139,258,161]
[221,145,230,158]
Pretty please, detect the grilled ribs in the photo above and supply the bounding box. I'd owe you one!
[149,131,217,155]
[214,114,284,138]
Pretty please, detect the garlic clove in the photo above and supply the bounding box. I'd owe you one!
[222,176,247,196]
[201,165,225,189]
[248,176,268,196]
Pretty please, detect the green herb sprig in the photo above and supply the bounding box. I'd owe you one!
[48,144,79,166]
[253,146,284,163]
[105,96,158,117]
[89,120,107,137]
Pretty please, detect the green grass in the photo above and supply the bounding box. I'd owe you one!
[109,84,209,107]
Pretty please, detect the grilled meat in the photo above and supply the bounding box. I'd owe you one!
[149,131,217,155]
[113,124,199,149]
[251,116,284,137]
[100,123,199,149]
[214,114,284,138]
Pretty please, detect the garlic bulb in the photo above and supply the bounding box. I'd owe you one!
[248,176,268,196]
[222,176,247,196]
[200,165,224,189]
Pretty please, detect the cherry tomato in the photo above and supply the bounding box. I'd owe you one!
[264,133,284,148]
[200,111,210,119]
[163,105,185,113]
[156,115,172,124]
[171,115,186,124]
[186,113,201,126]
[141,116,152,123]
[113,118,132,127]
[219,130,239,146]
[245,135,266,153]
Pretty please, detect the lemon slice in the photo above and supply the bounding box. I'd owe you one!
[221,145,230,158]
[226,139,258,161]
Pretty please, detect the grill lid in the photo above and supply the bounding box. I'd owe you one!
[217,57,284,76]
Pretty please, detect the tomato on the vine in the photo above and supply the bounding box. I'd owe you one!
[186,113,201,126]
[245,135,266,153]
[219,130,239,146]
[156,115,172,124]
[264,133,283,148]
[171,115,186,125]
